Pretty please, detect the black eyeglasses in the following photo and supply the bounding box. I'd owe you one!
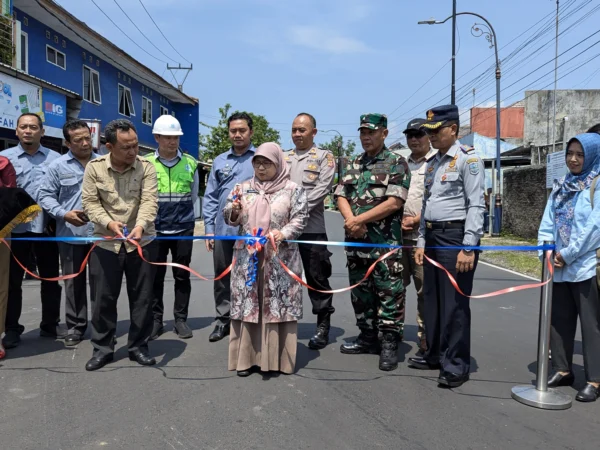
[252,160,275,169]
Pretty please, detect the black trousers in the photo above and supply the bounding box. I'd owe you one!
[89,242,157,357]
[551,279,600,383]
[6,232,62,333]
[297,233,334,315]
[213,239,235,325]
[59,242,93,336]
[152,229,194,323]
[423,227,478,377]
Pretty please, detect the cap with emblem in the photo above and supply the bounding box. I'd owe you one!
[403,118,426,134]
[422,105,460,130]
[357,113,388,131]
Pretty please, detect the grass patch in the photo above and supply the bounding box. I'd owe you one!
[480,235,541,278]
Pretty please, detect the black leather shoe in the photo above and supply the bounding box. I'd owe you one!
[209,324,230,342]
[40,325,68,340]
[174,320,193,339]
[340,331,380,355]
[438,371,469,388]
[408,356,440,370]
[237,370,251,377]
[308,313,331,350]
[64,334,82,347]
[3,330,21,349]
[576,383,600,402]
[547,372,575,388]
[150,322,164,340]
[85,354,114,371]
[129,351,156,366]
[379,332,399,371]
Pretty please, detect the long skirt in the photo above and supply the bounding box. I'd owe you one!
[228,253,297,374]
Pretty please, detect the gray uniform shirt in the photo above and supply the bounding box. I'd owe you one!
[38,151,98,243]
[417,141,485,248]
[285,146,336,234]
[0,144,61,233]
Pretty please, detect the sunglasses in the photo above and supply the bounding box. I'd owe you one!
[405,130,426,139]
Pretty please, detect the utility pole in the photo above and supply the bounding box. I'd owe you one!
[451,0,457,104]
[167,63,193,91]
[551,0,559,153]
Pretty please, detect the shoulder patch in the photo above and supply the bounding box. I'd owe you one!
[466,158,479,164]
[468,162,480,175]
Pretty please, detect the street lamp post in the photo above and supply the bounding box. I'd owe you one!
[419,12,502,235]
[322,129,344,184]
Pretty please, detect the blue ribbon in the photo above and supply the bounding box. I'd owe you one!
[2,235,554,252]
[244,228,265,287]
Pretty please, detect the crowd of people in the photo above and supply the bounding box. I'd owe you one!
[0,108,599,403]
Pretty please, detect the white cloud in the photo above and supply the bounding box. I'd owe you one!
[288,26,371,55]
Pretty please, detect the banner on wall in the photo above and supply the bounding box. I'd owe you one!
[0,73,42,130]
[83,119,101,150]
[42,89,66,130]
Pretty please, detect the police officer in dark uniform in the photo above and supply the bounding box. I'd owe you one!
[410,105,485,388]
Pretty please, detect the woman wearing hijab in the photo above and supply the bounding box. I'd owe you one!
[539,132,600,402]
[223,142,308,376]
[0,156,41,359]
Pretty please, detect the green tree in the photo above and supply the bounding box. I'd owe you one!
[198,103,281,162]
[318,135,356,158]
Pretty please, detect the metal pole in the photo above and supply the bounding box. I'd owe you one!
[489,160,495,238]
[451,0,457,104]
[512,241,572,409]
[551,0,559,153]
[493,60,502,236]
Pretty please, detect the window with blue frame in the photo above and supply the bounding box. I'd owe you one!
[83,65,101,104]
[142,96,152,125]
[118,84,135,117]
[46,45,66,69]
[160,105,168,116]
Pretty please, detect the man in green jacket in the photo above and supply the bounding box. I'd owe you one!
[147,115,198,340]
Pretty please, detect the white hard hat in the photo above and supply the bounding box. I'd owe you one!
[153,115,183,136]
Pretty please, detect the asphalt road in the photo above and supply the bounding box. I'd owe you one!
[0,211,597,450]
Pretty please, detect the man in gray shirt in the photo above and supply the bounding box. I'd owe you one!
[398,118,436,356]
[411,105,485,389]
[38,120,97,347]
[203,112,256,342]
[0,113,63,349]
[285,113,336,349]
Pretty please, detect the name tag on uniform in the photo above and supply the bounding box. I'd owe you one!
[441,172,459,182]
[246,188,258,194]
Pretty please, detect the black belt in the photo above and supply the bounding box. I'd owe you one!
[425,220,465,230]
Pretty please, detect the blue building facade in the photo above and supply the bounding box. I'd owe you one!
[0,0,199,157]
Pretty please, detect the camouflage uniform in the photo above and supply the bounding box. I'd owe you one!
[335,143,410,335]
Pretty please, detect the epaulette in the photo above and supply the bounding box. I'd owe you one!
[460,145,475,154]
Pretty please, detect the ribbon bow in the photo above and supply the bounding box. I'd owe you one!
[245,227,268,287]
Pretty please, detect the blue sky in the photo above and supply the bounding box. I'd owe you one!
[56,0,600,148]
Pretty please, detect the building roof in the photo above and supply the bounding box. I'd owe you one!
[16,0,198,106]
[0,62,80,98]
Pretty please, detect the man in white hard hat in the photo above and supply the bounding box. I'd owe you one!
[146,115,199,340]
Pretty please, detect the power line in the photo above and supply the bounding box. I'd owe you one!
[36,0,180,91]
[111,0,180,64]
[137,0,191,64]
[463,46,600,125]
[89,0,169,65]
[387,2,600,137]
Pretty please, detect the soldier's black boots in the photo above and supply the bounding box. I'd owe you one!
[309,312,331,350]
[379,332,399,371]
[340,330,380,354]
